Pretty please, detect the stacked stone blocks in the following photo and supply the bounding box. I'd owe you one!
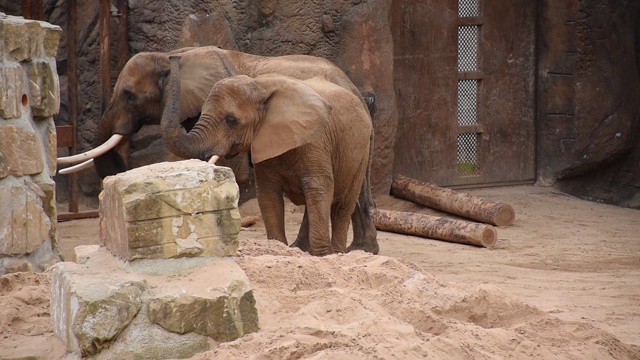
[51,160,258,359]
[0,13,62,274]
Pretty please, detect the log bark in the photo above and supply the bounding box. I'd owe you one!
[372,209,497,248]
[391,175,515,227]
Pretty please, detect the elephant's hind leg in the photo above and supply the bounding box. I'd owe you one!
[347,172,379,255]
[290,209,311,252]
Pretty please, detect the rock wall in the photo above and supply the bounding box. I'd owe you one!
[537,0,640,207]
[3,0,638,208]
[0,13,63,273]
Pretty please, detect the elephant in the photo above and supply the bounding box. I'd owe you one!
[57,46,378,254]
[161,56,371,255]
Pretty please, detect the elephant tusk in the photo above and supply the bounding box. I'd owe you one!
[208,155,220,164]
[56,134,124,165]
[58,159,94,175]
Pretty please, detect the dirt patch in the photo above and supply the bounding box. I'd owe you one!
[2,185,639,359]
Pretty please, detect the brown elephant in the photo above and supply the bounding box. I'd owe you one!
[57,46,378,254]
[161,56,371,255]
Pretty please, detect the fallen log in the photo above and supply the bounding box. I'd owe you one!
[372,209,497,248]
[240,215,260,228]
[391,175,515,227]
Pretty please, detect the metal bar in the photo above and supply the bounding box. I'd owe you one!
[99,0,112,115]
[458,124,484,134]
[458,71,484,80]
[67,0,79,213]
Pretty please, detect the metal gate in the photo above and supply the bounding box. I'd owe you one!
[392,0,536,187]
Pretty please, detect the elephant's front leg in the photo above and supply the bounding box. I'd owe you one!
[255,177,287,245]
[303,185,333,256]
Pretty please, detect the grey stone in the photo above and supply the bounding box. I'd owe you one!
[146,257,259,341]
[0,62,25,119]
[27,59,60,117]
[50,259,147,356]
[50,246,258,359]
[0,184,51,256]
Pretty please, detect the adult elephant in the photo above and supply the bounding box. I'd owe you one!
[57,46,378,254]
[161,57,371,255]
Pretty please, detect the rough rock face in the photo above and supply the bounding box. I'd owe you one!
[51,246,258,358]
[4,0,397,199]
[537,0,640,206]
[99,160,241,261]
[4,0,638,207]
[0,13,62,274]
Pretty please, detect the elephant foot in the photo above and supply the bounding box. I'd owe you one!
[290,238,311,253]
[347,242,379,255]
[347,236,379,255]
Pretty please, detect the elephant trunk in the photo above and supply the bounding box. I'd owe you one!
[161,56,211,161]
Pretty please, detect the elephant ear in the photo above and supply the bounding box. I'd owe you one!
[251,77,332,164]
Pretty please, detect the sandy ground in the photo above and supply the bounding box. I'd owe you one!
[1,185,639,359]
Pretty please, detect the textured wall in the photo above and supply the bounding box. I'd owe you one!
[0,13,63,273]
[537,0,640,207]
[2,0,638,208]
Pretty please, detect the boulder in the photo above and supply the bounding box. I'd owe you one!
[99,160,241,261]
[50,246,259,359]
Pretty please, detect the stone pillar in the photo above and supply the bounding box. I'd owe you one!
[0,13,63,274]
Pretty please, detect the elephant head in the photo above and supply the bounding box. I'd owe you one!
[57,47,232,178]
[161,56,332,164]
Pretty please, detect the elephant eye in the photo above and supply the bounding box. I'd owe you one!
[124,89,138,104]
[225,115,239,128]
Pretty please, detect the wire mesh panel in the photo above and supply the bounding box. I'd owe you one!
[457,79,479,125]
[457,133,479,176]
[458,0,480,17]
[458,26,479,72]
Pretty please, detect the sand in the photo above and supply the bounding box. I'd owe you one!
[1,185,639,359]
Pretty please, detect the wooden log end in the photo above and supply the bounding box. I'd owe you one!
[241,215,261,228]
[494,204,515,227]
[480,226,498,248]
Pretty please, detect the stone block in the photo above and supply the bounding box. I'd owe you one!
[50,246,258,359]
[0,62,26,119]
[0,15,61,61]
[40,21,62,57]
[1,17,32,62]
[144,257,259,342]
[27,59,60,117]
[0,125,44,178]
[50,259,147,356]
[100,160,241,261]
[0,184,51,256]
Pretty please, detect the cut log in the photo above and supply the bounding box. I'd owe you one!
[240,216,260,228]
[372,209,497,248]
[391,175,515,227]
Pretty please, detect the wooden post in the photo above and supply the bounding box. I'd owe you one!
[67,0,79,213]
[372,209,497,248]
[23,0,44,20]
[391,175,516,227]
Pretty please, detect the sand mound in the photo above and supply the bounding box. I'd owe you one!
[189,239,639,359]
[1,238,638,359]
